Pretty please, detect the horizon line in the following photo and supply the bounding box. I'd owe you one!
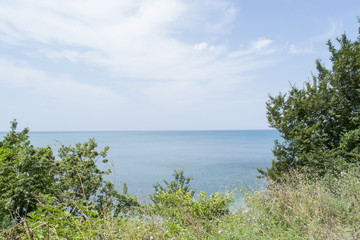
[0,128,275,133]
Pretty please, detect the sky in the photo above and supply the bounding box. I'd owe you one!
[0,0,359,131]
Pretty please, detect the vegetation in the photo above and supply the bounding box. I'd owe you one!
[259,20,360,180]
[1,19,360,240]
[1,166,359,239]
[0,121,56,226]
[151,169,195,204]
[0,120,138,228]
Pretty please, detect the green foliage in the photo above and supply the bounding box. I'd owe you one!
[260,26,360,180]
[0,120,56,222]
[0,120,139,225]
[56,138,139,216]
[151,169,233,226]
[56,138,109,202]
[95,181,139,217]
[3,168,358,239]
[153,188,233,220]
[27,195,98,239]
[151,169,195,204]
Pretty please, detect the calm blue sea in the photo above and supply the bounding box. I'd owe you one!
[0,130,279,199]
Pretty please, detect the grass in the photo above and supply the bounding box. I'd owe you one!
[1,167,360,239]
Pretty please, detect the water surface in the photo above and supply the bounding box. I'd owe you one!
[0,130,279,199]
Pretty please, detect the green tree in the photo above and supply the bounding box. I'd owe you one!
[259,22,360,180]
[0,120,56,223]
[56,139,110,204]
[56,139,138,215]
[0,120,138,224]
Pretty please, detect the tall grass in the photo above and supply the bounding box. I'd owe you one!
[1,167,360,239]
[241,167,360,239]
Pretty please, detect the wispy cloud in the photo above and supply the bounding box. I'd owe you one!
[288,21,341,55]
[0,0,281,130]
[310,22,340,43]
[289,44,313,54]
[0,0,355,130]
[0,58,123,103]
[0,1,274,87]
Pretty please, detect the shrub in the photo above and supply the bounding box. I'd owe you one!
[151,170,233,223]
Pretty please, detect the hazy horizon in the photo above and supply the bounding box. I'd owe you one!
[0,128,277,133]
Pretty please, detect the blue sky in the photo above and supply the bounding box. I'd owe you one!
[0,0,359,131]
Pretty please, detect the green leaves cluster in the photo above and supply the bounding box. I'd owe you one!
[151,169,195,203]
[0,121,56,225]
[151,170,233,225]
[260,22,360,180]
[1,154,233,239]
[153,188,233,222]
[0,120,138,224]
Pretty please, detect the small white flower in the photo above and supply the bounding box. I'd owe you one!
[219,230,222,234]
[150,236,154,240]
[137,226,141,230]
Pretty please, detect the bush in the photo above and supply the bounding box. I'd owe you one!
[151,170,233,225]
[151,169,195,203]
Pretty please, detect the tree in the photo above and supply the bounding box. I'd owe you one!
[0,120,138,224]
[56,138,139,215]
[0,120,56,223]
[259,22,360,180]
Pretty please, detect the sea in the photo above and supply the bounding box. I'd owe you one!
[0,130,279,201]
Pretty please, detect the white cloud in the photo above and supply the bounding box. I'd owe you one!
[0,0,277,107]
[0,0,271,80]
[0,58,123,103]
[226,37,275,60]
[223,7,238,25]
[183,1,239,35]
[252,38,273,51]
[289,44,313,54]
[194,42,209,51]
